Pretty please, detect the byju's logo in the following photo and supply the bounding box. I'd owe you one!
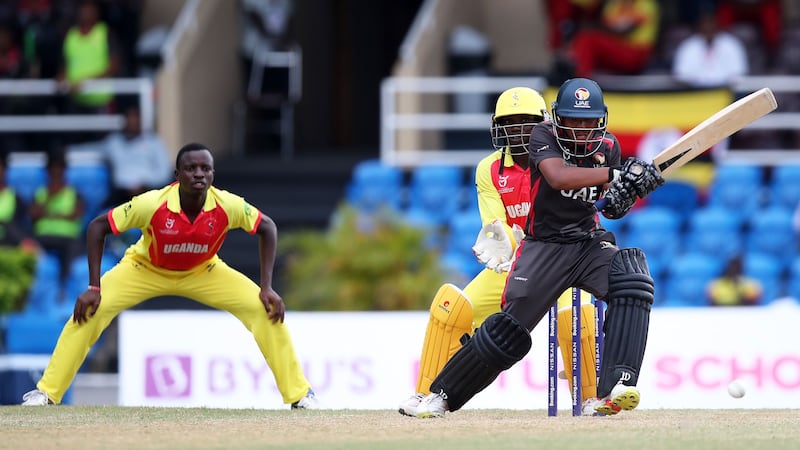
[145,355,192,398]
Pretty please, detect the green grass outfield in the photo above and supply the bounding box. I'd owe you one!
[1,407,799,450]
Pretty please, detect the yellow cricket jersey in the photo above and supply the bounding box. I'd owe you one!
[108,183,261,271]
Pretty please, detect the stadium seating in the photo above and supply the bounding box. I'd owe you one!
[742,252,784,304]
[23,253,61,317]
[624,206,682,282]
[645,180,699,224]
[767,164,800,210]
[707,163,764,221]
[6,164,47,204]
[345,159,404,213]
[788,257,800,301]
[662,252,723,307]
[685,206,744,262]
[440,210,484,280]
[405,164,466,229]
[744,206,796,267]
[66,163,111,227]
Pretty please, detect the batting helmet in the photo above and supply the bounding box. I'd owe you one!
[551,78,608,158]
[491,87,546,156]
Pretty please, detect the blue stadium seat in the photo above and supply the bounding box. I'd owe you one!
[66,163,111,226]
[598,214,631,246]
[64,253,120,307]
[708,163,764,220]
[685,206,744,262]
[624,207,681,280]
[6,164,47,204]
[441,211,484,280]
[405,165,466,228]
[444,210,482,254]
[788,258,800,301]
[345,159,404,213]
[4,313,64,354]
[663,252,723,307]
[742,252,784,304]
[24,253,61,317]
[646,180,699,224]
[767,164,800,210]
[744,206,796,266]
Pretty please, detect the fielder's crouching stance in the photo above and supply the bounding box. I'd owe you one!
[415,77,663,417]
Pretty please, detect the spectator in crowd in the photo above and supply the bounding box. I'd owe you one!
[101,0,144,77]
[0,23,24,79]
[672,8,749,87]
[707,255,762,306]
[101,105,171,207]
[716,0,782,52]
[0,152,34,248]
[17,0,66,80]
[56,0,122,116]
[29,150,85,298]
[543,0,603,50]
[559,0,660,79]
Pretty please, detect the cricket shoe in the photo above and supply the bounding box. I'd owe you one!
[594,384,640,416]
[416,391,448,418]
[398,393,424,417]
[291,389,319,409]
[22,389,54,406]
[580,398,608,416]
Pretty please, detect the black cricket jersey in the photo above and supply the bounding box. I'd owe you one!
[526,121,622,243]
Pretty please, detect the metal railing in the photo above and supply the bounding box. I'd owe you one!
[0,77,155,134]
[380,75,800,167]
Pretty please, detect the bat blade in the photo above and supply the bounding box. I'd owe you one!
[652,87,777,177]
[596,87,778,211]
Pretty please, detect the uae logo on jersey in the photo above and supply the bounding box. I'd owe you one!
[594,152,606,165]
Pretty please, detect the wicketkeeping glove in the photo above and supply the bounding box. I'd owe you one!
[494,224,525,273]
[619,157,665,198]
[472,219,514,272]
[601,180,637,219]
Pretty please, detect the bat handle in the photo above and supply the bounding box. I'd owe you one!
[594,197,608,211]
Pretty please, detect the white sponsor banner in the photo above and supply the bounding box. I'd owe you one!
[119,301,800,410]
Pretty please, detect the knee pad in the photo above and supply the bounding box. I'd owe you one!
[598,248,654,398]
[430,312,531,411]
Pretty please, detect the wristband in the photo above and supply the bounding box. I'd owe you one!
[88,285,101,292]
[608,167,621,183]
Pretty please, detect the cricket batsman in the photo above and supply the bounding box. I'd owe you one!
[398,87,600,416]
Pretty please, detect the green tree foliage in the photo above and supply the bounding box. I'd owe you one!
[278,206,446,310]
[0,247,37,314]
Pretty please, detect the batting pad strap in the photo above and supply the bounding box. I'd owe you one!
[430,312,531,411]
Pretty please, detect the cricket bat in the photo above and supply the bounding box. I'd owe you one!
[596,87,778,210]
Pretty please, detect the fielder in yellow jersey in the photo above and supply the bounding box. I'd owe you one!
[21,143,318,409]
[399,87,598,416]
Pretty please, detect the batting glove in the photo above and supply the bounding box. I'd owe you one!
[601,180,637,219]
[620,157,665,198]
